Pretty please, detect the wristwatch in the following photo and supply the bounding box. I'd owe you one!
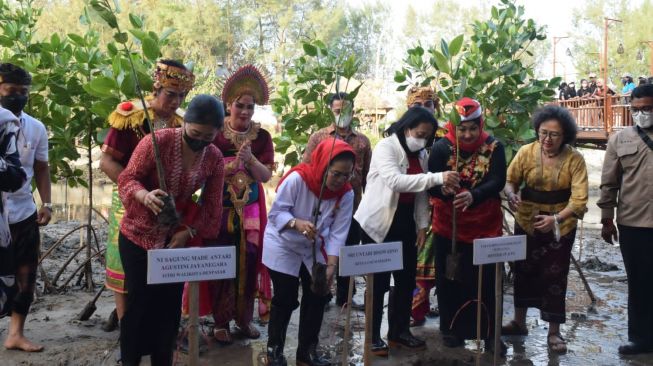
[289,218,297,229]
[42,203,53,212]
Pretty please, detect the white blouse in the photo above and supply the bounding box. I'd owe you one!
[263,172,354,277]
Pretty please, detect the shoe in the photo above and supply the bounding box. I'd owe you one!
[236,322,261,339]
[102,309,119,332]
[266,346,288,366]
[296,343,331,366]
[618,342,653,355]
[371,338,389,357]
[213,326,233,345]
[547,333,567,354]
[442,334,464,348]
[501,320,528,336]
[485,338,507,357]
[388,332,426,350]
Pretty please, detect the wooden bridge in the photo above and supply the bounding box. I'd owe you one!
[553,95,633,149]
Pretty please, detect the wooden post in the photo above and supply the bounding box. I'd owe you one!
[188,281,200,366]
[475,265,483,366]
[341,276,355,366]
[363,274,374,366]
[493,263,502,366]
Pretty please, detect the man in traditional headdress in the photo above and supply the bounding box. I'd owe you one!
[0,63,50,352]
[203,64,274,344]
[99,59,194,332]
[302,92,371,310]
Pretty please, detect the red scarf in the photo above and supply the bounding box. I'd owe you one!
[277,138,355,200]
[444,121,490,153]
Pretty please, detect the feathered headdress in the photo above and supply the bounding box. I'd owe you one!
[153,61,195,93]
[220,65,270,105]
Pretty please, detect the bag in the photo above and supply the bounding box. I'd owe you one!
[445,251,463,282]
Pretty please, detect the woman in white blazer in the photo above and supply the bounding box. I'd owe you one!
[354,107,459,356]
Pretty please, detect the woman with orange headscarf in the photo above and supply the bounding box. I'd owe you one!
[263,138,355,366]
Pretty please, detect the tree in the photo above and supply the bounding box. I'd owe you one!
[271,39,362,167]
[571,0,653,84]
[394,0,560,162]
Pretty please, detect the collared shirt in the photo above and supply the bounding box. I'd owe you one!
[5,112,49,224]
[597,126,653,228]
[303,125,371,208]
[262,172,353,277]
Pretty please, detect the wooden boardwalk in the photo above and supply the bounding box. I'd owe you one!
[553,95,632,149]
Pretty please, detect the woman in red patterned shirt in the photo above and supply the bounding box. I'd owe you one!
[117,95,225,366]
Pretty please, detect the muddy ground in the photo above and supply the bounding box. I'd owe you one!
[2,148,652,366]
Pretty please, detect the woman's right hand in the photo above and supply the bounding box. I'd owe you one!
[442,171,460,188]
[295,219,317,240]
[139,189,168,215]
[507,192,521,211]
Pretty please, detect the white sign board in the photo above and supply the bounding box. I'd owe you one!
[147,246,236,284]
[473,235,527,265]
[339,241,403,276]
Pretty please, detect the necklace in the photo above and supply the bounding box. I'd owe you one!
[223,118,259,148]
[541,148,560,159]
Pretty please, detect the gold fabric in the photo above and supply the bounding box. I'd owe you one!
[507,141,588,236]
[406,86,436,106]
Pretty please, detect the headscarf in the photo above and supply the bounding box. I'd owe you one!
[406,86,438,108]
[277,138,355,200]
[152,61,195,93]
[444,97,489,153]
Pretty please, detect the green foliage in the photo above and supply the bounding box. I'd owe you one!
[571,0,653,83]
[0,0,168,186]
[270,39,362,167]
[394,0,560,163]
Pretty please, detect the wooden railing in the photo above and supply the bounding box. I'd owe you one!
[554,95,632,134]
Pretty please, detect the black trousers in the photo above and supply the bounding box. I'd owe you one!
[8,211,39,316]
[434,234,496,340]
[361,203,417,340]
[267,264,331,353]
[618,225,653,346]
[336,218,362,302]
[119,233,184,366]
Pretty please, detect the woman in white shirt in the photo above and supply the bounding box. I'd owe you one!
[263,138,355,366]
[354,107,459,356]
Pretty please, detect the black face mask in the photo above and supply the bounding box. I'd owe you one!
[0,93,28,115]
[183,129,211,152]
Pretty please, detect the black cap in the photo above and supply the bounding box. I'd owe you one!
[0,63,32,85]
[184,94,224,128]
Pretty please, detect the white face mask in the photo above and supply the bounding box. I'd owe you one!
[405,130,427,152]
[334,113,353,128]
[633,111,653,129]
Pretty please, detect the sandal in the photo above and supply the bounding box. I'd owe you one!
[501,320,528,336]
[213,326,233,345]
[235,322,261,339]
[547,333,567,354]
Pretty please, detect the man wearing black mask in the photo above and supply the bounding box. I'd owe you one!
[0,63,51,352]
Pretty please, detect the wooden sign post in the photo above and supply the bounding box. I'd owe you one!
[473,235,527,366]
[148,246,237,366]
[339,241,404,366]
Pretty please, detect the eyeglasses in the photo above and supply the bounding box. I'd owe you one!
[328,169,353,180]
[235,102,255,110]
[411,101,435,108]
[631,106,653,113]
[539,130,562,139]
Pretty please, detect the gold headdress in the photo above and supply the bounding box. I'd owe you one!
[152,61,195,93]
[406,85,437,107]
[220,65,270,105]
